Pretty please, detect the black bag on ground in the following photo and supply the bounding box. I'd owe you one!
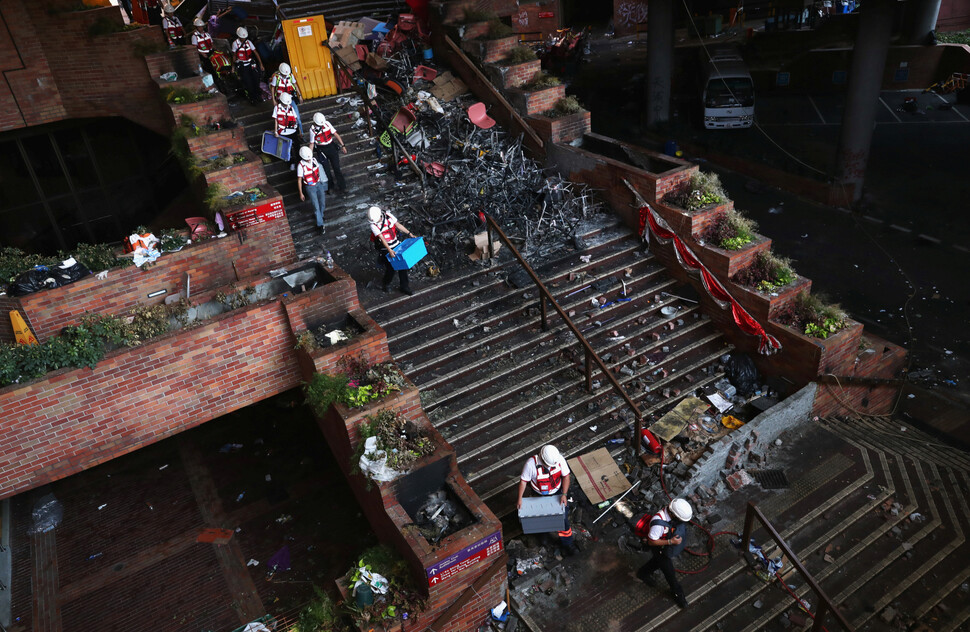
[9,267,60,296]
[726,353,760,396]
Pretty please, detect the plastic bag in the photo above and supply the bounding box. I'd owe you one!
[9,266,60,296]
[358,436,403,482]
[726,354,759,397]
[58,258,91,284]
[29,492,63,534]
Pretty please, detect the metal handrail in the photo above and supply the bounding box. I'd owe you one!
[484,215,645,459]
[741,502,854,631]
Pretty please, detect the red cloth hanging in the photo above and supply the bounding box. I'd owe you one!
[642,205,781,355]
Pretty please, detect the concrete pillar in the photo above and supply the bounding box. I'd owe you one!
[834,0,894,203]
[646,0,673,127]
[907,0,943,44]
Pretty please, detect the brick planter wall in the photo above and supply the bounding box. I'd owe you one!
[730,276,812,323]
[202,150,268,190]
[690,234,771,279]
[3,212,293,343]
[813,334,907,416]
[460,20,491,40]
[460,35,518,64]
[145,46,203,82]
[486,58,540,88]
[512,3,563,38]
[652,200,732,240]
[169,92,231,126]
[763,319,865,387]
[527,110,591,144]
[186,125,250,158]
[0,298,304,499]
[435,0,477,24]
[507,83,566,116]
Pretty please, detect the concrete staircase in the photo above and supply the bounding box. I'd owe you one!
[635,415,970,632]
[362,222,734,522]
[277,0,408,21]
[234,94,423,260]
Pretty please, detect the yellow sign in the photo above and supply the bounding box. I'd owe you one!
[10,310,39,345]
[282,16,337,99]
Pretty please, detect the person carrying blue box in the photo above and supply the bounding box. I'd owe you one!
[368,206,416,296]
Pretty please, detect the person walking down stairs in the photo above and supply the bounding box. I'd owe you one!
[297,146,328,234]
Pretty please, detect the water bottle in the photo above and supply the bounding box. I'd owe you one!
[325,251,334,270]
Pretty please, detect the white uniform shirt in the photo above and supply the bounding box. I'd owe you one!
[520,454,570,484]
[370,212,399,242]
[296,158,327,185]
[647,508,673,541]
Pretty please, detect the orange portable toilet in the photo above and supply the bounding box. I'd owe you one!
[282,15,337,99]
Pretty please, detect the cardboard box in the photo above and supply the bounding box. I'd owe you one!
[469,232,502,261]
[430,71,469,101]
[328,20,363,49]
[333,45,361,71]
[648,396,708,441]
[567,448,631,505]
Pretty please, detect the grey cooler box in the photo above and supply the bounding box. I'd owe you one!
[518,495,566,534]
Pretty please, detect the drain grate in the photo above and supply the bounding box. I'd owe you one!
[752,469,790,490]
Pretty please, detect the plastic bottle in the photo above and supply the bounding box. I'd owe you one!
[325,251,334,270]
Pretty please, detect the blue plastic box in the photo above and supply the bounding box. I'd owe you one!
[261,131,292,161]
[386,237,427,270]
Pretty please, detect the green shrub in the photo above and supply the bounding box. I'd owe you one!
[776,292,847,339]
[548,96,584,117]
[936,29,970,45]
[664,170,728,212]
[732,250,795,293]
[523,72,561,91]
[70,242,131,272]
[1,243,129,285]
[294,587,349,632]
[203,183,231,215]
[504,45,537,64]
[702,208,757,251]
[0,248,59,284]
[485,19,514,40]
[160,86,214,104]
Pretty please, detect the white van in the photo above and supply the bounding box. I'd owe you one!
[701,47,755,129]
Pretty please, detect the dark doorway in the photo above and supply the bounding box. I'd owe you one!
[562,0,613,27]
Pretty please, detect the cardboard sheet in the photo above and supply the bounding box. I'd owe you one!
[648,396,709,441]
[567,448,631,505]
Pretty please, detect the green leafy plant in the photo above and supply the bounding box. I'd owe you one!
[732,250,795,293]
[546,95,584,118]
[158,229,189,252]
[343,545,425,630]
[305,372,351,414]
[523,72,561,91]
[294,330,318,353]
[203,183,232,215]
[69,242,132,272]
[0,248,59,283]
[363,409,436,471]
[936,29,970,45]
[663,171,728,212]
[702,208,757,251]
[504,45,537,64]
[776,292,847,339]
[160,86,214,104]
[214,284,256,310]
[294,586,349,632]
[484,19,514,40]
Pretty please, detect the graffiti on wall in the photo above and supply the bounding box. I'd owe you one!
[617,1,648,27]
[516,9,529,27]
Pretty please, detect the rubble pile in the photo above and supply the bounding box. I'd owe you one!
[413,488,473,544]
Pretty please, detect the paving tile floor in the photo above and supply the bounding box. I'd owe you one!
[7,390,376,632]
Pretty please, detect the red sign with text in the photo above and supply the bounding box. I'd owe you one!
[225,198,286,230]
[538,11,554,18]
[426,531,503,588]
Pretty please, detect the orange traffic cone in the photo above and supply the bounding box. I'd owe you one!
[10,310,39,345]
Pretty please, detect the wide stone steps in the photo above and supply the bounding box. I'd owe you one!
[277,0,403,22]
[238,93,422,257]
[366,226,733,521]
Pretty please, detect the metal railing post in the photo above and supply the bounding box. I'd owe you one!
[812,602,829,632]
[487,225,495,263]
[741,502,756,554]
[540,295,548,330]
[585,351,592,392]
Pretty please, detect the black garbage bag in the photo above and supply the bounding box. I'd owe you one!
[9,266,60,297]
[58,260,91,284]
[726,354,760,397]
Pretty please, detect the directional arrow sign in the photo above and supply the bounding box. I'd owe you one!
[425,531,503,588]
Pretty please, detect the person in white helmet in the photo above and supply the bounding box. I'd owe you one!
[231,26,264,104]
[161,5,184,48]
[269,62,303,135]
[517,445,579,556]
[190,18,214,73]
[272,91,299,169]
[636,498,692,608]
[368,206,415,295]
[308,112,348,194]
[297,146,328,232]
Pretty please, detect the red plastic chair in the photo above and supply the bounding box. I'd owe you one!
[389,107,417,135]
[185,217,214,240]
[467,102,495,129]
[413,65,438,83]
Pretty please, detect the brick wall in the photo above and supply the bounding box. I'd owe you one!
[511,3,562,38]
[528,110,591,144]
[461,20,491,40]
[813,334,907,416]
[145,46,202,80]
[435,0,477,24]
[690,233,771,279]
[0,0,172,136]
[730,275,812,323]
[187,126,250,157]
[0,298,304,499]
[507,83,565,116]
[169,92,231,126]
[938,0,970,30]
[2,212,294,343]
[486,59,540,89]
[202,151,268,190]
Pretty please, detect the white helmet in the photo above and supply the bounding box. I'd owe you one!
[299,146,312,161]
[540,445,562,467]
[669,498,693,523]
[236,27,248,39]
[162,3,174,13]
[313,112,326,126]
[193,17,204,27]
[279,92,292,105]
[368,206,383,223]
[278,62,291,76]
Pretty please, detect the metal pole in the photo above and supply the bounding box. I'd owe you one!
[540,295,548,330]
[592,480,641,523]
[812,602,829,632]
[741,501,756,555]
[585,351,592,392]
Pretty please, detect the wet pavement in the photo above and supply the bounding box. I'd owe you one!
[7,390,375,632]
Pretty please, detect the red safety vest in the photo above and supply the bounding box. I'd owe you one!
[233,39,255,64]
[210,51,231,73]
[300,159,320,185]
[312,124,333,145]
[192,31,212,54]
[372,218,398,247]
[272,73,296,97]
[163,17,183,40]
[530,456,563,494]
[275,104,297,135]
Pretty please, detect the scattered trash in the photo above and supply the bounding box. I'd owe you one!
[98,504,107,510]
[87,552,103,560]
[515,556,543,574]
[275,514,292,524]
[220,443,244,453]
[265,474,272,482]
[236,493,245,502]
[158,464,169,470]
[336,234,348,240]
[247,558,260,567]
